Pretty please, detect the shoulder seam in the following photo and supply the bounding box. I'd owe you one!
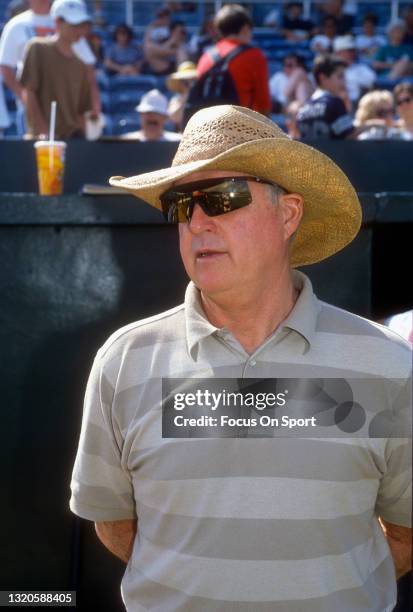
[98,303,185,359]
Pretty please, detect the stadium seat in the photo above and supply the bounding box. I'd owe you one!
[110,90,142,114]
[111,112,141,136]
[110,74,159,91]
[96,71,111,91]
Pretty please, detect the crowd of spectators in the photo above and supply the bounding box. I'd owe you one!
[0,0,413,140]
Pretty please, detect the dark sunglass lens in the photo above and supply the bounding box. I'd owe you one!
[161,178,256,222]
[201,180,252,215]
[161,193,190,223]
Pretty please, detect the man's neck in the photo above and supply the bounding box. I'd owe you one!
[225,32,250,45]
[31,0,50,15]
[54,35,75,57]
[200,271,299,355]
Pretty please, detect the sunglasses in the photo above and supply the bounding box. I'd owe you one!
[160,176,279,223]
[396,97,412,106]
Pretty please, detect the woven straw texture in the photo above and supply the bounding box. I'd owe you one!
[110,105,362,267]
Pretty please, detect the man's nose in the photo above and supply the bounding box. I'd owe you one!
[188,202,215,233]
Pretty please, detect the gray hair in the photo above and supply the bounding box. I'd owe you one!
[267,183,287,204]
[386,19,406,35]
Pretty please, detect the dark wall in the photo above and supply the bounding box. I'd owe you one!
[0,139,413,193]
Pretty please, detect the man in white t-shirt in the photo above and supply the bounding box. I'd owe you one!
[121,89,181,142]
[333,35,376,104]
[0,0,100,132]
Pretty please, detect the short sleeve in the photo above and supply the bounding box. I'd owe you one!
[19,40,41,91]
[328,98,354,138]
[69,350,136,522]
[0,21,22,68]
[376,377,412,527]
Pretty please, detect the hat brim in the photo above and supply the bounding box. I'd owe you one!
[109,138,361,268]
[135,105,168,116]
[60,13,91,25]
[166,72,197,92]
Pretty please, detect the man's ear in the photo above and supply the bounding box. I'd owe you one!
[280,193,304,240]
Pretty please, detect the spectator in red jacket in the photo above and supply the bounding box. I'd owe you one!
[197,3,271,115]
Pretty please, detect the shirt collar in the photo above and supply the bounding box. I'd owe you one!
[185,282,220,358]
[280,270,320,347]
[312,88,327,100]
[184,271,320,358]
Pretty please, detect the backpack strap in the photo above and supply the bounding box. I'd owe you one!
[206,44,251,71]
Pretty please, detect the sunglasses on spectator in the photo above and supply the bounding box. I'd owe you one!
[396,97,412,106]
[160,176,280,223]
[376,108,394,118]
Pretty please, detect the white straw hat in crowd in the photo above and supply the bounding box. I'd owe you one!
[333,35,356,52]
[136,89,169,116]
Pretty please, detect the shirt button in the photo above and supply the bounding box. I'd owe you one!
[250,360,257,367]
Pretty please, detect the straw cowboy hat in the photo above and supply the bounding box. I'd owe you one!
[110,105,361,267]
[166,61,198,93]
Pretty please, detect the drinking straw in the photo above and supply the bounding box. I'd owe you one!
[49,100,57,169]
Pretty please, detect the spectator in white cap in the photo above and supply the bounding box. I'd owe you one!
[0,0,101,135]
[333,35,376,105]
[20,0,93,138]
[121,89,181,141]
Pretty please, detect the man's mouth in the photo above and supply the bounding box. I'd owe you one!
[195,249,226,259]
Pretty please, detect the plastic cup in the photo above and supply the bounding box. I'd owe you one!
[34,141,67,195]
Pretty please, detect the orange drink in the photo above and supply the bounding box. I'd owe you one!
[34,141,66,195]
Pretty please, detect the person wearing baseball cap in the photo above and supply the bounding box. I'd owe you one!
[333,34,376,104]
[121,88,181,142]
[19,0,93,138]
[50,0,91,25]
[70,105,412,611]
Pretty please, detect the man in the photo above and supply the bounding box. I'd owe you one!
[333,35,376,105]
[269,53,313,112]
[317,0,354,35]
[70,104,412,611]
[297,54,355,139]
[373,19,413,80]
[279,2,314,41]
[0,0,100,133]
[355,13,386,62]
[20,0,92,138]
[142,20,188,76]
[121,89,181,141]
[197,3,271,115]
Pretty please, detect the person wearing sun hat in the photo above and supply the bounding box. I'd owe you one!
[121,88,181,141]
[166,60,198,130]
[70,105,412,611]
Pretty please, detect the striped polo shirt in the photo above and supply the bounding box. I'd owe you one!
[70,271,412,612]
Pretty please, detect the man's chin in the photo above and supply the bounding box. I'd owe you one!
[192,275,234,299]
